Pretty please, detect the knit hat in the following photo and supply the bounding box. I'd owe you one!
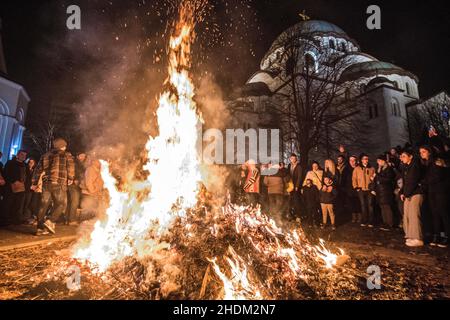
[53,138,67,150]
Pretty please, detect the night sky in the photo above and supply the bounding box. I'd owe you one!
[0,0,449,151]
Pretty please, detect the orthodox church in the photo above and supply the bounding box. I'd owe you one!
[229,19,427,160]
[0,18,30,164]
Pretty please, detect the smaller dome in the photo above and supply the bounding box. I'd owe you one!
[367,76,395,88]
[340,61,418,83]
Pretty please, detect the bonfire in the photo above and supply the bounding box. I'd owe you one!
[68,0,349,300]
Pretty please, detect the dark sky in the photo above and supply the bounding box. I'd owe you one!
[0,0,449,150]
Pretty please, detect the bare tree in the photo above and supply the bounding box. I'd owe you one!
[264,27,365,169]
[24,103,73,154]
[407,91,450,144]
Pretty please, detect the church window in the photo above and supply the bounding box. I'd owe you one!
[340,42,346,52]
[329,39,335,49]
[405,82,411,95]
[368,103,378,120]
[391,99,400,117]
[304,53,316,72]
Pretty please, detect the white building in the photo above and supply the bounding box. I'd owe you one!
[229,20,425,160]
[0,18,30,164]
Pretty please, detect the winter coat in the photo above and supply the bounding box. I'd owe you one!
[302,185,320,208]
[243,167,260,194]
[336,164,351,191]
[374,165,395,205]
[422,158,449,194]
[303,169,323,190]
[352,165,375,191]
[3,159,26,184]
[287,163,303,192]
[319,184,338,204]
[400,158,424,198]
[32,149,75,187]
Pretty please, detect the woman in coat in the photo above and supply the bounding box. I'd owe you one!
[373,154,395,230]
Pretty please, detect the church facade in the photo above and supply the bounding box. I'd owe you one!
[228,20,429,161]
[0,18,29,164]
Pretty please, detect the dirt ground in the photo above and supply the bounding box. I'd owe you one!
[0,221,448,300]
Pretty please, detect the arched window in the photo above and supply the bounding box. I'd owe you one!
[329,39,335,49]
[304,53,316,72]
[405,82,411,95]
[340,42,346,52]
[368,102,378,120]
[393,81,399,89]
[391,98,400,116]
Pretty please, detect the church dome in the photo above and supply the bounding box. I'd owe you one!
[261,20,359,70]
[340,61,418,83]
[267,20,353,54]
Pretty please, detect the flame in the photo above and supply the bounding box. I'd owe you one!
[73,2,202,272]
[208,247,262,300]
[207,205,346,299]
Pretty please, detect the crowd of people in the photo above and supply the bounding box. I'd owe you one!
[1,132,449,249]
[0,138,105,236]
[231,135,450,248]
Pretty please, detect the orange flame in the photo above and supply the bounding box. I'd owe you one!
[73,2,202,272]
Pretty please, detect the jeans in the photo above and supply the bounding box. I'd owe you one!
[67,185,81,223]
[37,184,67,229]
[357,190,374,225]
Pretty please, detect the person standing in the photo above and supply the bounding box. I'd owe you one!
[419,145,449,248]
[324,159,337,181]
[287,154,302,219]
[303,161,323,190]
[243,160,260,206]
[319,176,338,230]
[66,152,86,224]
[336,155,351,219]
[263,163,286,223]
[301,179,320,226]
[352,154,376,227]
[373,154,395,231]
[399,149,425,247]
[347,155,361,223]
[80,158,105,220]
[2,150,28,225]
[32,138,75,235]
[22,157,39,224]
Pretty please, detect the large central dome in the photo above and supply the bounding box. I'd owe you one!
[260,20,359,69]
[267,20,351,53]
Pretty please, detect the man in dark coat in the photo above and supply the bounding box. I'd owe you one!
[2,150,28,225]
[374,154,395,230]
[287,153,303,219]
[419,145,449,248]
